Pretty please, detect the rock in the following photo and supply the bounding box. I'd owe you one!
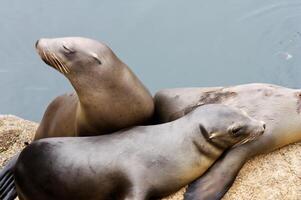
[0,115,37,166]
[0,115,300,200]
[0,115,37,200]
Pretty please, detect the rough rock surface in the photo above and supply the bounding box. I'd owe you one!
[0,115,300,200]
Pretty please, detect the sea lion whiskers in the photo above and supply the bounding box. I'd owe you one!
[42,50,58,71]
[61,62,70,73]
[51,52,70,73]
[51,53,69,74]
[248,134,259,142]
[52,53,69,74]
[232,134,256,148]
[43,51,61,73]
[62,63,70,73]
[55,54,70,74]
[41,50,50,66]
[50,53,64,74]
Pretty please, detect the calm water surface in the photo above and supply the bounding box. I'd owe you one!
[1,0,301,121]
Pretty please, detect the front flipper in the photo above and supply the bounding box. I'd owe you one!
[184,147,249,200]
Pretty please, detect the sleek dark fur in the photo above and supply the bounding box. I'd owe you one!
[14,105,264,200]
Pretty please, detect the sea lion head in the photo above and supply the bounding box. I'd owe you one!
[197,104,266,149]
[35,37,121,76]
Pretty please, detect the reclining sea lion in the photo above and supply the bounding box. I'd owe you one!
[13,104,265,200]
[154,83,301,200]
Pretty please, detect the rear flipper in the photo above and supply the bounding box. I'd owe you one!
[184,148,249,200]
[0,153,20,200]
[3,187,17,200]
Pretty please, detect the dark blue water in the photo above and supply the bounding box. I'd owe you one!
[1,0,301,121]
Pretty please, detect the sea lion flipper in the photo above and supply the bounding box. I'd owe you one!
[0,179,14,199]
[184,147,249,200]
[3,186,17,200]
[0,153,20,199]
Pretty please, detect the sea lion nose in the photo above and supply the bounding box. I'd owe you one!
[35,40,39,48]
[258,121,266,135]
[260,121,266,130]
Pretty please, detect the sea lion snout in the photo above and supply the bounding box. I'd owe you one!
[257,122,266,137]
[35,38,72,74]
[260,121,266,133]
[35,38,48,50]
[262,121,266,129]
[253,120,266,137]
[239,120,266,146]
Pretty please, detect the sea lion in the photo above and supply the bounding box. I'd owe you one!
[154,83,301,200]
[0,37,154,200]
[35,37,154,139]
[12,104,265,200]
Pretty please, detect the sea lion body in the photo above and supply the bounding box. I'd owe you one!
[35,37,154,139]
[14,105,265,200]
[154,83,301,200]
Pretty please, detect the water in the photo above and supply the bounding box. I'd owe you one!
[1,0,301,122]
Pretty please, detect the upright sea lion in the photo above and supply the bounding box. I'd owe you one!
[13,104,265,200]
[35,37,154,139]
[0,37,154,200]
[154,83,301,200]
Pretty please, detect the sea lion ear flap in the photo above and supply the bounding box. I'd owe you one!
[199,124,221,140]
[199,124,210,139]
[91,53,102,65]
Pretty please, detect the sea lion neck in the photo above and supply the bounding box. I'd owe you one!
[68,62,151,135]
